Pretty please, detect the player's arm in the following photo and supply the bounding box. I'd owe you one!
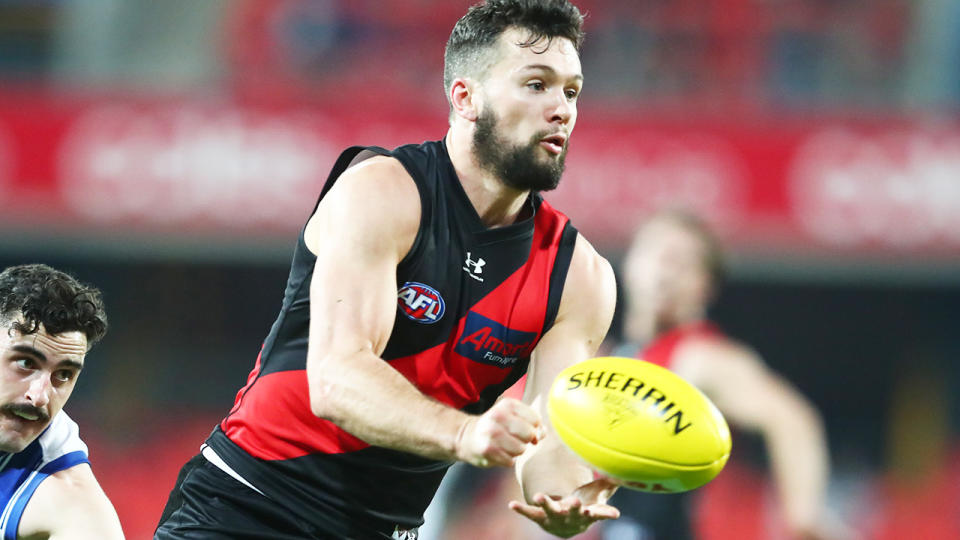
[673,339,831,538]
[508,234,620,538]
[16,463,124,540]
[305,156,540,467]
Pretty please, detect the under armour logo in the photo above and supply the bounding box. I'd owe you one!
[392,526,419,539]
[462,252,485,282]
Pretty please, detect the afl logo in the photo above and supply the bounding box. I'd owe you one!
[397,282,445,324]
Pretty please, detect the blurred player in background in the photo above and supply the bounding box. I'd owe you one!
[0,264,124,540]
[607,209,840,540]
[156,1,622,538]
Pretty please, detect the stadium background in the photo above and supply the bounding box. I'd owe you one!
[1,0,958,538]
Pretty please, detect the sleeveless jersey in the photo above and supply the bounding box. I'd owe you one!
[208,139,578,537]
[637,321,722,369]
[0,412,89,540]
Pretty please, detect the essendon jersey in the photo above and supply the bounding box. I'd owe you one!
[633,322,722,369]
[207,139,577,537]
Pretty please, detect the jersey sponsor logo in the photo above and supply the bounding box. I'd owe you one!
[455,311,536,367]
[397,282,445,324]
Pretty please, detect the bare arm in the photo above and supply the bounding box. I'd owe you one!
[509,234,621,537]
[674,339,830,537]
[305,156,539,466]
[17,464,124,540]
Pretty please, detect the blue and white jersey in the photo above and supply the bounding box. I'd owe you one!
[0,412,89,540]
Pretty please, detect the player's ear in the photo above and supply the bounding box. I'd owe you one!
[449,78,479,122]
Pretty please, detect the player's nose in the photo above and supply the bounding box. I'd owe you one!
[547,90,573,124]
[25,375,52,409]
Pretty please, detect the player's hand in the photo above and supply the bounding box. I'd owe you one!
[507,477,620,538]
[454,398,544,468]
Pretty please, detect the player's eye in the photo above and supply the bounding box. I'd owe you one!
[13,358,36,371]
[565,88,579,101]
[52,370,76,383]
[527,81,545,91]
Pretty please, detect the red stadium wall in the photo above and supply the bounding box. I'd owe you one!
[1,93,959,260]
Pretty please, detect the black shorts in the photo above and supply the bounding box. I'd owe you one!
[155,453,327,540]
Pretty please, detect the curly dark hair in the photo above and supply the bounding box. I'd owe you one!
[0,264,108,348]
[443,0,585,101]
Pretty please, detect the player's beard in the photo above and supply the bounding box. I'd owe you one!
[472,108,566,192]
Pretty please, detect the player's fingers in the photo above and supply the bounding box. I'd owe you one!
[482,402,533,442]
[470,420,525,461]
[506,398,542,427]
[559,495,581,512]
[582,503,620,520]
[491,400,547,444]
[476,450,512,468]
[503,414,538,443]
[492,428,530,457]
[508,500,547,522]
[532,493,567,515]
[558,496,583,520]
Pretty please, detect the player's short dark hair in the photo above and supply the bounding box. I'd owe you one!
[0,263,108,348]
[444,0,585,99]
[644,209,727,290]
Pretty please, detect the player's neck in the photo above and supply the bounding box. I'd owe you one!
[627,309,706,343]
[445,130,530,228]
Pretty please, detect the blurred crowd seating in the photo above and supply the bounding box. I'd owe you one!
[0,0,939,113]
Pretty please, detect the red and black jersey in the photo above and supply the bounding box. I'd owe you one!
[621,321,722,370]
[206,139,578,537]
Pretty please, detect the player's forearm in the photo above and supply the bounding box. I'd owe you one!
[308,349,468,461]
[765,398,830,532]
[516,434,594,501]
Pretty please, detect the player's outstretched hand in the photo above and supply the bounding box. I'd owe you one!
[507,477,620,538]
[454,398,545,468]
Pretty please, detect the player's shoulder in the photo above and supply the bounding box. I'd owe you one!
[325,153,421,225]
[568,233,614,286]
[557,233,616,326]
[337,138,444,189]
[306,152,421,254]
[339,139,447,204]
[37,412,88,466]
[338,154,417,196]
[18,463,124,540]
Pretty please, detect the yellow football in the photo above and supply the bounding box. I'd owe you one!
[547,356,731,493]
